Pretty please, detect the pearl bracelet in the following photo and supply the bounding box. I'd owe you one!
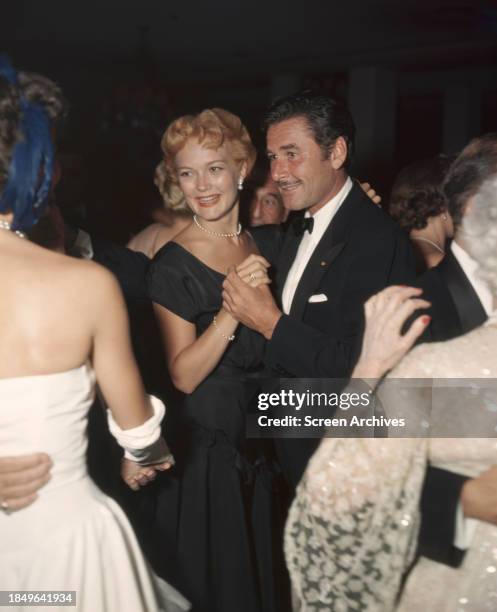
[212,315,236,342]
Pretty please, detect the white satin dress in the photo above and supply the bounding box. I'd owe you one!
[0,363,190,612]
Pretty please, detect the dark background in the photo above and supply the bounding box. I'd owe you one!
[2,0,496,241]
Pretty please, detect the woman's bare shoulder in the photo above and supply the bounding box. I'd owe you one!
[68,257,122,297]
[153,218,191,253]
[168,222,201,249]
[27,245,122,302]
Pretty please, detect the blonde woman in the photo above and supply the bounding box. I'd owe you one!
[147,109,283,612]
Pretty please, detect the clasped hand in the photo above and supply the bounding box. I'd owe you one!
[233,254,271,288]
[222,254,282,339]
[121,457,174,491]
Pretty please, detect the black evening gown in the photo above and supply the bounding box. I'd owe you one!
[147,239,284,612]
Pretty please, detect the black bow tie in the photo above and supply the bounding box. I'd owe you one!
[293,216,314,236]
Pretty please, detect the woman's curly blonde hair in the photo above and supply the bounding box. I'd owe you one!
[155,108,256,212]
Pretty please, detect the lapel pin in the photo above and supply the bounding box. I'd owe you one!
[320,261,327,267]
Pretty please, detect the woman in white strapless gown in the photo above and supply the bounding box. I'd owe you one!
[0,365,189,612]
[0,59,189,611]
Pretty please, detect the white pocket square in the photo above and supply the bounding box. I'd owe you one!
[308,294,328,303]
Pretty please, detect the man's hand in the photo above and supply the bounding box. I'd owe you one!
[0,453,52,512]
[360,181,382,206]
[222,268,282,339]
[121,457,173,491]
[461,465,497,525]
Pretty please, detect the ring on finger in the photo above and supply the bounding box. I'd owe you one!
[249,272,257,282]
[1,499,11,515]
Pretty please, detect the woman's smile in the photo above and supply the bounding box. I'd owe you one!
[197,194,221,207]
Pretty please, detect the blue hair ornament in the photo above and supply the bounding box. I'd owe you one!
[0,55,54,231]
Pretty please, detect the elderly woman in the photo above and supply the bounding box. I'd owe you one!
[389,155,454,273]
[146,108,282,612]
[285,173,497,611]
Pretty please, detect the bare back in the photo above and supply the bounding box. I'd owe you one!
[1,232,109,378]
[0,230,154,428]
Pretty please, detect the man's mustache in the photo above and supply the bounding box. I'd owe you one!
[277,180,301,190]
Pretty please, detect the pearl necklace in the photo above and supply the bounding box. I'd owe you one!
[411,236,445,254]
[193,214,242,238]
[0,219,26,239]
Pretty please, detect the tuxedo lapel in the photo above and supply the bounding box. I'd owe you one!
[289,235,346,320]
[288,183,360,320]
[440,250,487,332]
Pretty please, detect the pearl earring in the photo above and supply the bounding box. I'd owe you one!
[238,177,244,191]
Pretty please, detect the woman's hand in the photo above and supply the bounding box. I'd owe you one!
[235,254,271,288]
[352,286,431,379]
[461,465,497,525]
[121,457,173,491]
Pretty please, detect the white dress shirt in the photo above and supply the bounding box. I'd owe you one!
[450,239,493,551]
[282,177,353,314]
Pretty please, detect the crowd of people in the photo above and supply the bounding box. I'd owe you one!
[0,53,496,612]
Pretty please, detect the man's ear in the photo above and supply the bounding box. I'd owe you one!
[330,136,348,171]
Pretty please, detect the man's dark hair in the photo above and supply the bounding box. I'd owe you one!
[444,132,497,230]
[263,91,355,171]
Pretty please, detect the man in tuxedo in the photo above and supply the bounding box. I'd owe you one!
[415,132,497,567]
[220,100,497,579]
[222,92,415,486]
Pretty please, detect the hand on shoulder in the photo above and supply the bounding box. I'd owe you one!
[352,286,431,379]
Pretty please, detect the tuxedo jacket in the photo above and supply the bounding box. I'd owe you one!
[415,248,488,567]
[91,236,151,303]
[416,248,488,343]
[87,238,155,490]
[265,183,415,487]
[265,182,415,378]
